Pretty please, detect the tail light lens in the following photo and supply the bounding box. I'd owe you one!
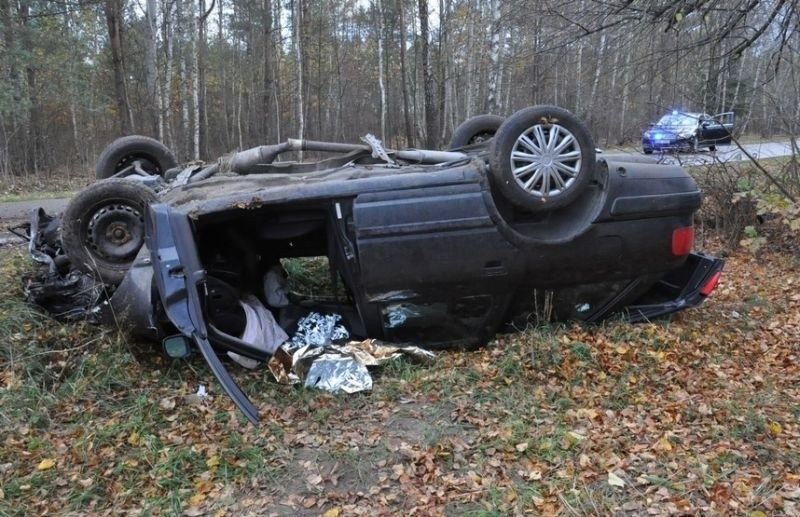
[672,226,694,256]
[700,271,722,296]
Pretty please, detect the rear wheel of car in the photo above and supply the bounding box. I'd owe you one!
[62,179,157,285]
[449,114,505,149]
[489,105,595,212]
[709,144,717,152]
[96,135,177,179]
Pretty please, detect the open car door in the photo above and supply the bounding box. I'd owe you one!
[701,112,735,144]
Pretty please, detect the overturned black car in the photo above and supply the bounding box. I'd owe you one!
[24,106,723,423]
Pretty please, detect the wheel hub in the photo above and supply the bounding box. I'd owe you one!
[86,203,145,262]
[509,123,582,198]
[107,222,132,244]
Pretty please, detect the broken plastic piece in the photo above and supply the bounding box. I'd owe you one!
[360,133,396,165]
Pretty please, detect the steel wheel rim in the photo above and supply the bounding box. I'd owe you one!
[85,203,146,262]
[508,123,582,198]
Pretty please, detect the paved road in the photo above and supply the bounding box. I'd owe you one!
[0,197,72,221]
[645,140,795,166]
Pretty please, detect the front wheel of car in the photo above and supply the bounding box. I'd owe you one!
[61,179,157,285]
[489,105,595,212]
[643,148,653,155]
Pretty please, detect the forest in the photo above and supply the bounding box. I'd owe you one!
[0,0,799,179]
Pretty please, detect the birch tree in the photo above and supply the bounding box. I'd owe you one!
[145,0,161,139]
[104,0,133,134]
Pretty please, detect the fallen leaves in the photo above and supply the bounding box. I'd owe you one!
[2,239,800,515]
[36,459,55,471]
[607,471,626,488]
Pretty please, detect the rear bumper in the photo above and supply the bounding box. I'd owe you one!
[624,252,724,322]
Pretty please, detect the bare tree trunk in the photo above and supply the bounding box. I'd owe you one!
[619,50,632,144]
[375,0,387,142]
[485,0,502,113]
[197,0,213,159]
[20,1,41,173]
[177,0,190,158]
[146,0,161,139]
[398,0,413,146]
[586,33,606,126]
[1,0,21,175]
[294,0,305,157]
[104,0,133,134]
[464,3,475,119]
[190,0,200,160]
[437,0,448,143]
[236,79,243,149]
[161,0,174,150]
[273,0,282,142]
[418,0,437,148]
[262,0,275,143]
[731,51,746,111]
[218,0,230,149]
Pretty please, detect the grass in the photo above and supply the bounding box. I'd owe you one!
[1,224,799,514]
[0,172,92,203]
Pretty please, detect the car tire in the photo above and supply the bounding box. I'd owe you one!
[61,179,157,285]
[96,135,177,179]
[709,144,717,152]
[489,105,595,212]
[449,114,505,149]
[643,148,653,155]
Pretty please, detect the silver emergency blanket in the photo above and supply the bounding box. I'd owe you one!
[288,312,349,349]
[268,336,436,393]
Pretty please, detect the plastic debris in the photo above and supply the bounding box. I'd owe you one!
[20,209,107,321]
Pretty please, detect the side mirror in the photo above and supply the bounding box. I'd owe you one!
[701,122,710,128]
[163,335,192,358]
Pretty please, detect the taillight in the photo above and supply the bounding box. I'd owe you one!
[672,226,694,256]
[700,271,722,296]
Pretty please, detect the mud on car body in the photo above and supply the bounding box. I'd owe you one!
[26,106,724,424]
